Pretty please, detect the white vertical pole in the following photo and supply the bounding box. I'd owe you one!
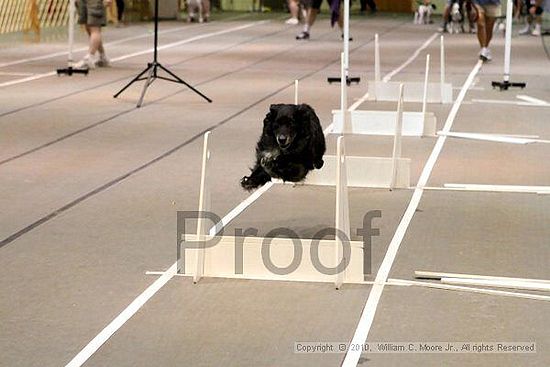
[294,79,299,105]
[335,136,349,289]
[68,0,76,63]
[440,35,445,103]
[343,0,350,74]
[374,33,381,82]
[340,52,349,133]
[194,131,211,284]
[503,0,513,83]
[422,54,430,135]
[390,84,404,189]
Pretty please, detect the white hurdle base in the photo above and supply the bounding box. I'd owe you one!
[303,154,410,189]
[181,235,365,284]
[369,81,453,104]
[332,109,436,137]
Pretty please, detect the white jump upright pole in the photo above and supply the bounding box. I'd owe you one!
[56,0,88,75]
[422,54,430,135]
[440,36,445,103]
[492,0,526,90]
[374,33,381,82]
[193,131,212,284]
[334,135,350,289]
[294,79,299,104]
[343,0,350,78]
[390,84,405,190]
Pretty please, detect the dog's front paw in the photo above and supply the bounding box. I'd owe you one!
[314,159,324,169]
[240,176,257,191]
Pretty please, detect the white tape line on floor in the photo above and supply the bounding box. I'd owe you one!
[341,59,483,367]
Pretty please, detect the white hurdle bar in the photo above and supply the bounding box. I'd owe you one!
[177,132,366,286]
[331,54,436,137]
[308,83,411,189]
[369,34,453,103]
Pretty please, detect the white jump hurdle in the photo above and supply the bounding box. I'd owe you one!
[332,55,436,137]
[370,35,453,103]
[177,132,366,287]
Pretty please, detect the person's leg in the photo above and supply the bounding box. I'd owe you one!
[116,0,124,21]
[296,4,318,39]
[484,15,496,46]
[366,0,377,12]
[439,3,451,32]
[360,0,366,12]
[476,7,487,47]
[286,0,299,23]
[87,25,102,55]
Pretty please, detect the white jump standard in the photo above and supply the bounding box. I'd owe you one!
[177,132,366,287]
[332,54,436,137]
[369,35,453,103]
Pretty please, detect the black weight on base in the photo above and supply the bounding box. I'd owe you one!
[113,0,211,107]
[491,80,526,91]
[327,76,361,85]
[56,66,89,76]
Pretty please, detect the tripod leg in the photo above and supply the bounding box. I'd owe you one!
[137,65,156,108]
[158,64,212,103]
[114,64,152,98]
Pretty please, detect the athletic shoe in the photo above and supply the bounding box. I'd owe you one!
[73,54,97,69]
[341,34,354,41]
[296,31,310,40]
[532,24,541,36]
[97,54,110,67]
[285,17,299,25]
[479,47,492,62]
[518,24,531,35]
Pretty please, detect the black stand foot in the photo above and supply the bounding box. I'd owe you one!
[491,80,526,91]
[56,66,89,76]
[327,76,361,85]
[113,0,211,107]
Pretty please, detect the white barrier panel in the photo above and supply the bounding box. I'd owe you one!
[331,109,436,137]
[369,80,453,103]
[305,155,410,188]
[179,133,365,287]
[181,235,366,284]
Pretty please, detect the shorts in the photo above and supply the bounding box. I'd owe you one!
[474,3,502,17]
[301,0,340,10]
[78,0,107,27]
[524,0,544,15]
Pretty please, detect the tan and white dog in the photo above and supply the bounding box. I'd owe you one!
[187,0,210,23]
[414,1,436,24]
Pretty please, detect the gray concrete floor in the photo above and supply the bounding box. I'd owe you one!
[0,12,549,367]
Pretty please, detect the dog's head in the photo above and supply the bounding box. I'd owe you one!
[263,104,312,150]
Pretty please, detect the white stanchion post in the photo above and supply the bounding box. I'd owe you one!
[503,0,513,83]
[193,131,212,284]
[343,0,350,73]
[390,84,404,189]
[440,35,445,103]
[68,0,76,63]
[340,52,350,133]
[422,54,430,135]
[375,33,381,82]
[335,136,350,289]
[294,79,299,105]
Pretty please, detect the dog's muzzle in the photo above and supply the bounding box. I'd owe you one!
[277,134,290,149]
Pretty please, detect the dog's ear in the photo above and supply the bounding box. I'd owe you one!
[263,104,282,127]
[295,103,318,123]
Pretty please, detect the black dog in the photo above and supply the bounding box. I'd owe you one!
[241,103,326,191]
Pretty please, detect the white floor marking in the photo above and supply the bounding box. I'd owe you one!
[342,60,483,367]
[382,33,439,83]
[471,98,550,107]
[437,131,541,144]
[516,94,549,105]
[0,22,266,89]
[0,71,35,76]
[64,262,178,367]
[348,32,439,111]
[443,183,550,194]
[62,35,449,367]
[441,277,550,292]
[0,14,253,69]
[387,279,550,302]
